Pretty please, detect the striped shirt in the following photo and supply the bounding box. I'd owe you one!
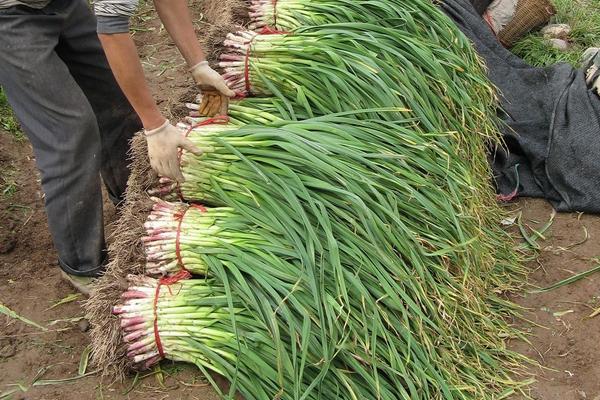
[0,0,138,14]
[0,0,141,35]
[0,0,51,9]
[93,0,140,34]
[93,0,138,18]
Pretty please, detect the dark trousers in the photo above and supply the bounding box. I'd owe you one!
[0,0,142,276]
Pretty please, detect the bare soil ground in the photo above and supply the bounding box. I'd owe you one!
[1,2,600,400]
[509,199,600,400]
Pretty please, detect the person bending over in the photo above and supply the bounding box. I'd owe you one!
[0,0,142,293]
[94,0,235,183]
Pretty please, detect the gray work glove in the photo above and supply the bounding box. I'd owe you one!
[190,61,236,97]
[144,120,202,182]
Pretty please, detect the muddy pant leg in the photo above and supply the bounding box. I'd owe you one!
[0,5,106,276]
[56,0,142,205]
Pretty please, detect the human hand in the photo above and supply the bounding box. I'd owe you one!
[145,120,202,182]
[190,61,235,97]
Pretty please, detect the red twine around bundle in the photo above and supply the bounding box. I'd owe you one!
[177,116,230,201]
[153,204,205,357]
[242,27,289,95]
[244,45,252,94]
[257,26,288,35]
[152,269,192,358]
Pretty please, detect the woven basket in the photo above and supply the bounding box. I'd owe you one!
[498,0,556,47]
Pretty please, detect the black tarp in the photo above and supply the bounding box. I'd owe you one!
[442,0,600,213]
[470,0,494,15]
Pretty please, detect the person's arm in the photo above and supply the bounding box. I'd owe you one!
[98,34,164,130]
[94,1,204,182]
[99,33,201,182]
[153,0,204,67]
[153,0,235,96]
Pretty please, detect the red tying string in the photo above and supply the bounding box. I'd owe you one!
[152,284,164,358]
[161,269,193,286]
[181,115,230,142]
[258,26,289,35]
[244,45,252,94]
[242,28,288,96]
[176,116,230,201]
[174,204,207,270]
[152,269,192,358]
[174,210,186,268]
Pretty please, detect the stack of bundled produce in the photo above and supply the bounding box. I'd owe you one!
[205,20,514,285]
[87,1,531,399]
[112,115,526,398]
[217,24,498,195]
[247,0,474,50]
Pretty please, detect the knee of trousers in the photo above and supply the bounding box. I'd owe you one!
[34,110,103,196]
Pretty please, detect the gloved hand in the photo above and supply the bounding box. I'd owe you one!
[144,120,202,183]
[190,61,236,97]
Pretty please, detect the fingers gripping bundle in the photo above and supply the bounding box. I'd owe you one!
[87,1,530,399]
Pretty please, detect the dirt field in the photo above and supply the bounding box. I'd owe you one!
[1,2,600,400]
[509,200,600,400]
